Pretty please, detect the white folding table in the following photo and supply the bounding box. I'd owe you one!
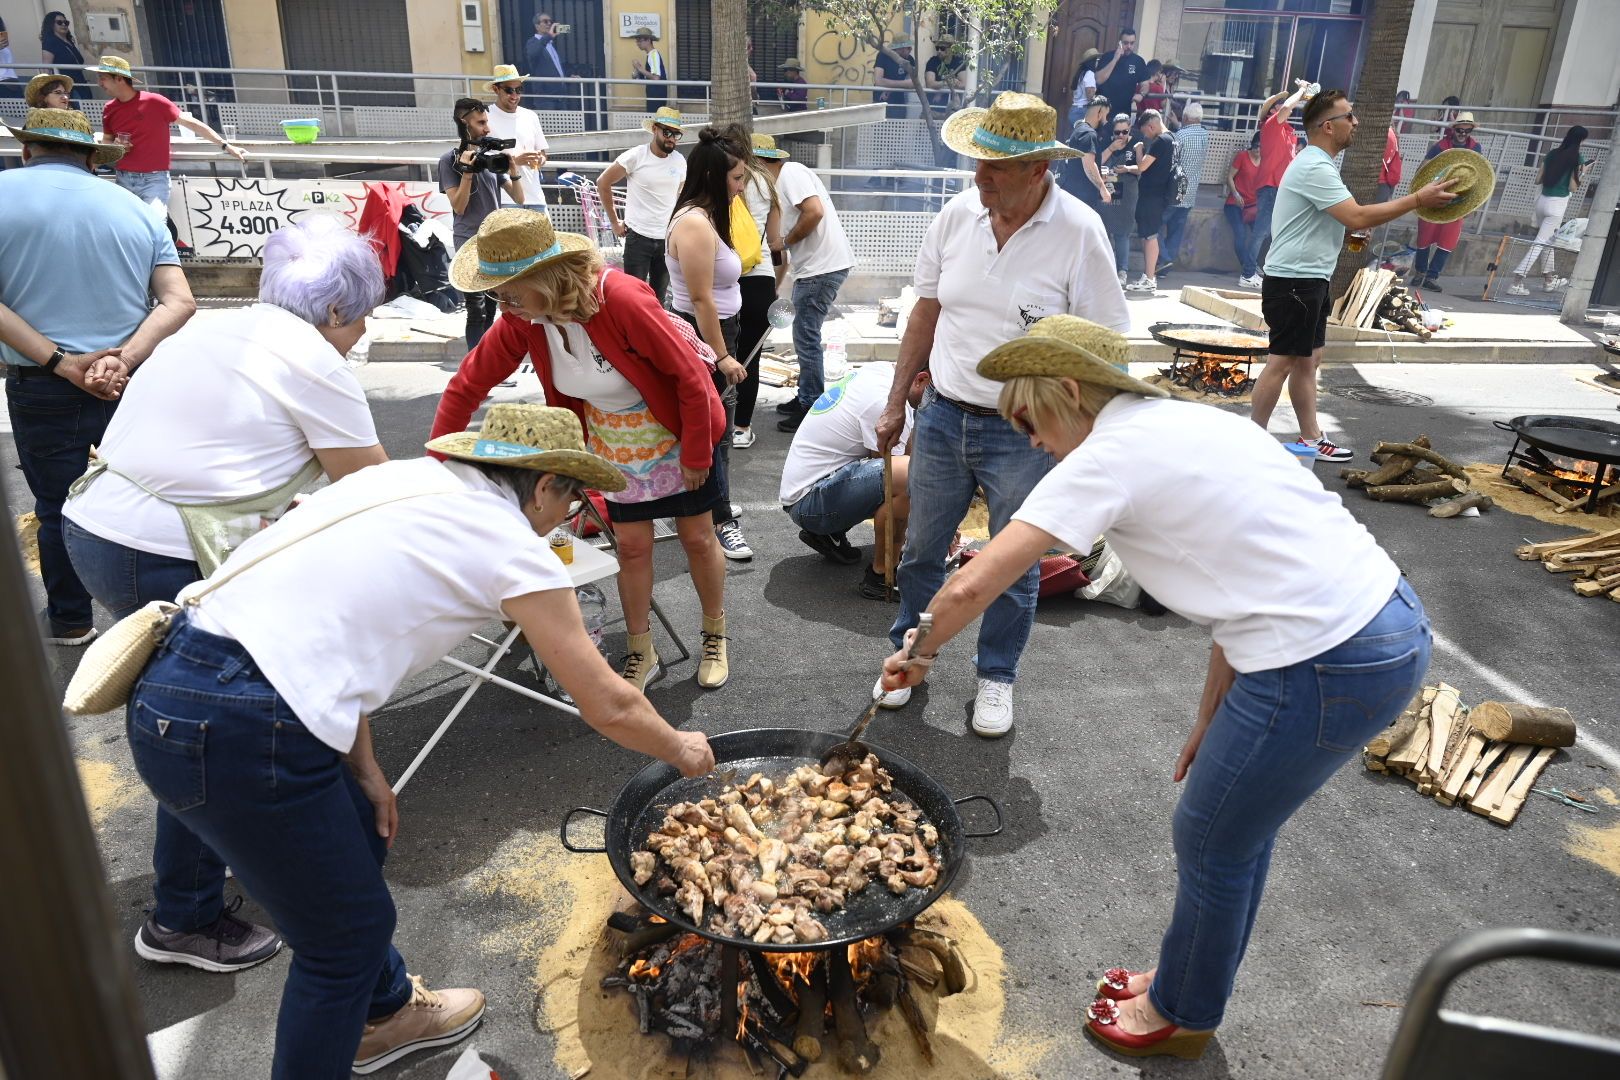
[393,539,620,794]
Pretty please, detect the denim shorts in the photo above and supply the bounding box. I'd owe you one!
[786,457,885,535]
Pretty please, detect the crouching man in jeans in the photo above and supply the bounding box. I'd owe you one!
[781,364,925,600]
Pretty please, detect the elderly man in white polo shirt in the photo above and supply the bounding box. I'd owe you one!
[873,92,1129,737]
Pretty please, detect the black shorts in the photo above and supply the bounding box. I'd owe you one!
[1261,275,1331,357]
[1135,193,1169,237]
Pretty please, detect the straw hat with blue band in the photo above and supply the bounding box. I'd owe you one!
[25,72,74,107]
[643,106,684,134]
[91,55,140,82]
[977,315,1166,399]
[449,207,596,293]
[5,107,126,166]
[483,63,530,92]
[941,91,1080,162]
[750,132,789,160]
[426,404,626,492]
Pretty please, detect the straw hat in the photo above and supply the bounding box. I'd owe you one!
[1410,147,1495,223]
[977,315,1166,398]
[633,26,659,41]
[1076,47,1100,66]
[935,35,958,47]
[483,64,529,92]
[942,91,1080,161]
[25,73,74,107]
[5,108,125,166]
[779,58,804,71]
[450,208,595,293]
[426,404,626,492]
[890,35,914,50]
[1452,111,1476,126]
[643,106,684,133]
[750,132,789,160]
[91,55,139,82]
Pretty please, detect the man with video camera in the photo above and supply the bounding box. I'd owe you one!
[440,97,532,349]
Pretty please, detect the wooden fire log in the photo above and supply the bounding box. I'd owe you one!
[790,964,828,1063]
[894,928,968,996]
[1370,441,1468,479]
[897,981,936,1065]
[1470,701,1578,747]
[1366,694,1426,759]
[1430,491,1494,517]
[621,921,683,956]
[827,948,879,1074]
[1366,478,1469,503]
[719,946,740,1045]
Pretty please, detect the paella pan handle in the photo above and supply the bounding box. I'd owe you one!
[560,806,609,853]
[1492,420,1516,432]
[954,794,1005,838]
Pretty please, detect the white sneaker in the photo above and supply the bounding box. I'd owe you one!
[972,679,1014,737]
[1117,271,1128,287]
[1126,276,1157,293]
[872,676,911,710]
[1544,276,1569,291]
[731,428,756,449]
[1307,436,1354,462]
[1238,274,1263,289]
[1507,280,1530,296]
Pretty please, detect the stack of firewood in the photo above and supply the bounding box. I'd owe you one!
[1364,683,1576,825]
[1330,270,1434,339]
[1516,526,1620,601]
[1341,435,1495,517]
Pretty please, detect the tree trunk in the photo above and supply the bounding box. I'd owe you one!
[710,0,752,130]
[1328,0,1417,301]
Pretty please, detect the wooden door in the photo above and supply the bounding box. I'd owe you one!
[1491,26,1550,107]
[1042,0,1134,111]
[1420,22,1475,103]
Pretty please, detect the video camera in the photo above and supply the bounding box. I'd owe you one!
[453,135,517,175]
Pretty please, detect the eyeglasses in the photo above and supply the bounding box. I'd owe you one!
[1010,406,1036,438]
[490,289,523,308]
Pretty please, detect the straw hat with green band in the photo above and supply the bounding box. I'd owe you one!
[1410,147,1495,223]
[450,208,596,293]
[643,106,684,133]
[5,107,126,166]
[483,64,529,92]
[750,132,789,160]
[91,55,139,81]
[942,91,1080,162]
[978,315,1166,399]
[25,73,74,107]
[426,404,626,492]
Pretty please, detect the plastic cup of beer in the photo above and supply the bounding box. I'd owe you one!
[1346,229,1370,253]
[549,528,575,565]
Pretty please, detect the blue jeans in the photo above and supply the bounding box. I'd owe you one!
[129,616,412,1078]
[1150,579,1431,1030]
[116,169,172,221]
[792,267,851,410]
[1250,185,1278,271]
[1162,204,1191,266]
[1224,203,1258,278]
[890,387,1051,682]
[5,373,118,631]
[61,521,226,931]
[787,457,884,535]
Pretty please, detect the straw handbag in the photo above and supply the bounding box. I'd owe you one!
[63,470,460,716]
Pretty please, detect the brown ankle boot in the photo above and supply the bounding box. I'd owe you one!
[620,631,662,691]
[697,613,729,689]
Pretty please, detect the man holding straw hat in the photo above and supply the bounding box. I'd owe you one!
[1254,89,1458,463]
[0,107,196,645]
[871,91,1127,738]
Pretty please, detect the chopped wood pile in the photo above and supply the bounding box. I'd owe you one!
[1364,683,1575,825]
[1330,269,1434,339]
[1505,465,1620,517]
[1340,435,1495,517]
[1516,526,1620,601]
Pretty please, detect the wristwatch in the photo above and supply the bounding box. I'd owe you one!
[41,346,65,376]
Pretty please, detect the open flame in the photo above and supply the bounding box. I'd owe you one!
[1165,353,1254,395]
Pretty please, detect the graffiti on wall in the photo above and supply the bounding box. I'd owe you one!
[811,27,873,86]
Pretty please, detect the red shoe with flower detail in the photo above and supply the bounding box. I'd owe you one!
[1084,997,1214,1060]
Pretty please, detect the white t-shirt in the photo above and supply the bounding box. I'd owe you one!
[780,364,912,505]
[184,459,571,753]
[614,142,687,239]
[63,305,378,560]
[1071,70,1097,109]
[742,170,776,280]
[915,181,1130,408]
[1012,395,1401,673]
[544,319,643,411]
[486,104,550,207]
[777,161,854,280]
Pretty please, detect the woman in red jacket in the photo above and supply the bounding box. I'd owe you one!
[432,209,733,691]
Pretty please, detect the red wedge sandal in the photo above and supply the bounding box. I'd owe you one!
[1084,997,1214,1060]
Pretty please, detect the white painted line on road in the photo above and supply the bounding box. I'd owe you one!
[1430,626,1620,772]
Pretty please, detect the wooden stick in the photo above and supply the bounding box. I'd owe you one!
[1366,695,1427,758]
[1438,731,1488,805]
[1386,708,1431,774]
[1488,746,1558,825]
[1515,527,1620,559]
[897,982,935,1065]
[882,453,896,597]
[1470,702,1577,747]
[1367,478,1469,503]
[1508,467,1586,511]
[1470,744,1534,815]
[1430,491,1494,518]
[1460,741,1509,803]
[1427,684,1461,780]
[1369,441,1469,479]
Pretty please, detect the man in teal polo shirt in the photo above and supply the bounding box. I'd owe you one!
[0,108,194,643]
[1255,89,1456,463]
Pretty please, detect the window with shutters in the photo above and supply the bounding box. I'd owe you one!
[673,0,799,84]
[279,0,414,107]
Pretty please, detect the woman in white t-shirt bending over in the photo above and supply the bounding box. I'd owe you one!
[65,216,388,620]
[880,315,1431,1062]
[123,405,714,1077]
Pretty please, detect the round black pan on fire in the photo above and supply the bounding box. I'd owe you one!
[1494,414,1620,469]
[561,728,1004,952]
[1148,322,1271,358]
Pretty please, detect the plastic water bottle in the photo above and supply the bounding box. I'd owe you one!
[576,584,607,652]
[822,321,848,383]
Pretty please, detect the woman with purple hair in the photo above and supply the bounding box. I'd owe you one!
[62,215,388,981]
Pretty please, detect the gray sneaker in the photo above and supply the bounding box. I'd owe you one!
[134,896,283,973]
